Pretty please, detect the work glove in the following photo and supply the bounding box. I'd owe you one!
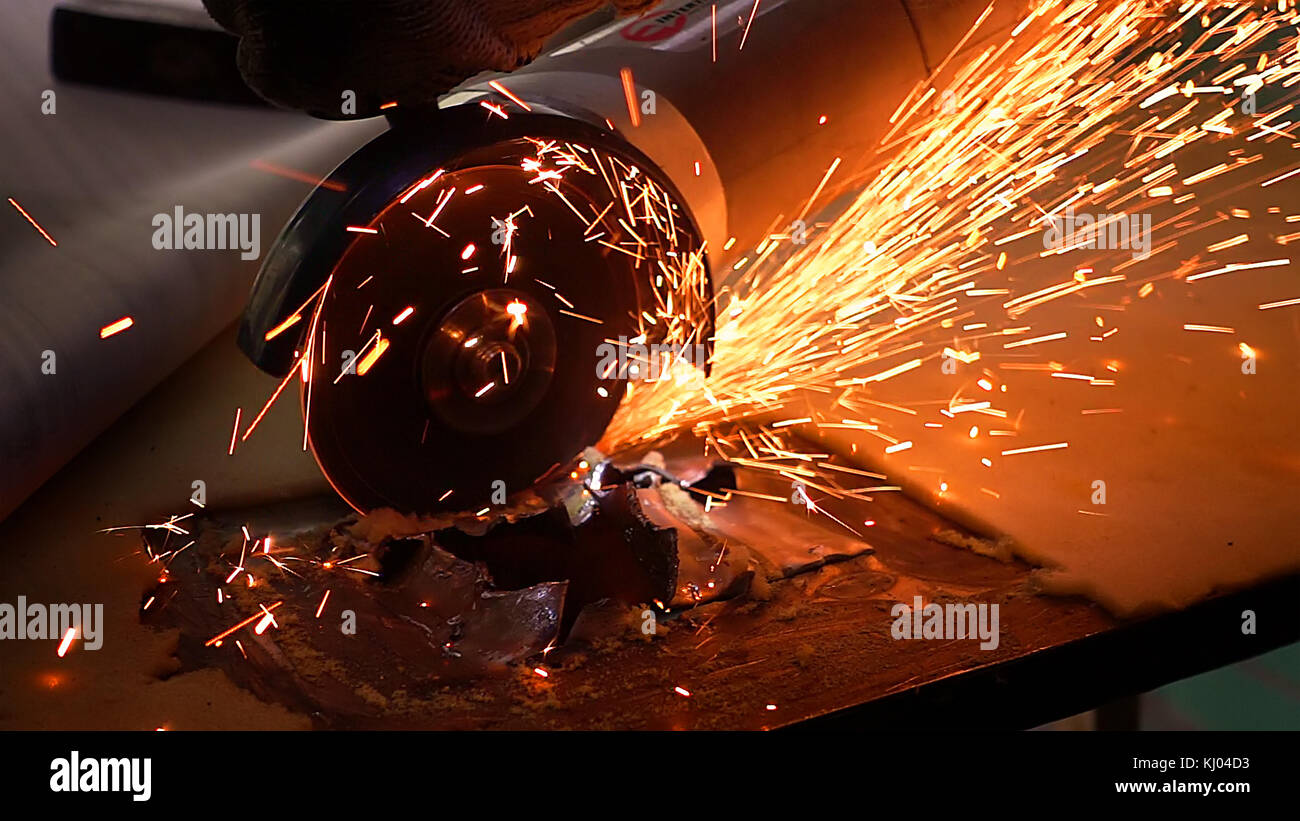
[201,0,659,119]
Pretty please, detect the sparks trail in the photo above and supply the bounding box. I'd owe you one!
[601,0,1300,519]
[219,1,1300,535]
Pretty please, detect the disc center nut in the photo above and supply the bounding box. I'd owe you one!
[462,338,525,395]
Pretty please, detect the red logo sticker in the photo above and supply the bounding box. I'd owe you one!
[620,14,688,42]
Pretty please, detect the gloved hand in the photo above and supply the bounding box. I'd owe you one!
[202,0,658,119]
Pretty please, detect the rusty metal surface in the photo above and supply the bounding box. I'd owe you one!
[135,450,1134,729]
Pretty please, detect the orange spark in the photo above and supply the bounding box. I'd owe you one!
[479,100,508,119]
[56,628,76,658]
[263,313,302,341]
[620,67,641,128]
[1001,443,1069,457]
[99,317,133,338]
[249,160,345,192]
[488,80,532,111]
[739,0,761,50]
[7,197,57,245]
[228,408,241,455]
[205,601,283,647]
[711,4,717,62]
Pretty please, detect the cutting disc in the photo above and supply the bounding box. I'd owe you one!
[299,135,708,514]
